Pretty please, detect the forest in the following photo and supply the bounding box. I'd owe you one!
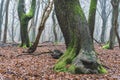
[0,0,120,79]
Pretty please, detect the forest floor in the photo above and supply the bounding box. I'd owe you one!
[0,42,120,80]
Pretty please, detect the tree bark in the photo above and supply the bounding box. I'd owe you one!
[0,0,4,41]
[109,0,119,49]
[100,0,107,43]
[3,0,10,43]
[18,0,36,47]
[54,0,107,74]
[52,10,58,42]
[88,0,97,40]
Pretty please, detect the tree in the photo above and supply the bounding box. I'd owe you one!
[97,0,112,43]
[27,0,53,53]
[53,0,107,74]
[52,10,58,42]
[88,0,97,40]
[0,0,4,41]
[10,0,16,42]
[3,0,10,43]
[109,0,119,49]
[29,0,41,42]
[18,0,36,47]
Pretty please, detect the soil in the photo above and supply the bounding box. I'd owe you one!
[0,42,119,80]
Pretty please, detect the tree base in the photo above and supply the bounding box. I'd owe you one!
[54,49,107,74]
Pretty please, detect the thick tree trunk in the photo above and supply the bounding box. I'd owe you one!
[18,0,36,47]
[109,0,119,49]
[88,0,97,40]
[54,0,107,74]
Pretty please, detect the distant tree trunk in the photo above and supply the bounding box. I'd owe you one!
[11,1,16,42]
[3,0,10,43]
[54,0,107,74]
[88,0,97,40]
[109,0,119,49]
[52,10,58,42]
[100,0,107,43]
[31,0,40,42]
[115,23,120,48]
[28,0,53,53]
[18,0,36,47]
[0,0,4,41]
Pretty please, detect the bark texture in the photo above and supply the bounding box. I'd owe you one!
[54,0,107,74]
[88,0,97,40]
[18,0,36,47]
[0,0,4,40]
[109,0,119,49]
[100,0,107,43]
[3,0,10,43]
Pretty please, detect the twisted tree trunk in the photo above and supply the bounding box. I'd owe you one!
[54,0,107,74]
[18,0,36,47]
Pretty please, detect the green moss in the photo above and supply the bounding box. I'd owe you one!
[54,61,67,72]
[29,43,33,47]
[68,64,76,74]
[74,5,85,20]
[102,43,110,49]
[98,65,107,74]
[23,45,27,48]
[54,45,76,72]
[88,0,97,16]
[66,58,72,64]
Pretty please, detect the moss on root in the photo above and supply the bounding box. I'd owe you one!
[19,43,32,48]
[54,46,76,72]
[98,65,107,74]
[68,64,76,74]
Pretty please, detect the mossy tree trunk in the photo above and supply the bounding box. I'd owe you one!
[54,0,107,74]
[109,0,119,49]
[18,0,36,47]
[88,0,97,40]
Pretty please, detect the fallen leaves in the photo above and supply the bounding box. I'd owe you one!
[0,43,119,79]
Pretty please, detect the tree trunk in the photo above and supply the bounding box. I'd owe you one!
[54,0,107,74]
[109,0,119,49]
[100,0,107,43]
[3,0,10,43]
[11,2,16,42]
[31,0,40,42]
[18,0,36,47]
[115,23,120,48]
[27,0,53,53]
[52,10,58,42]
[88,0,97,40]
[0,0,4,41]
